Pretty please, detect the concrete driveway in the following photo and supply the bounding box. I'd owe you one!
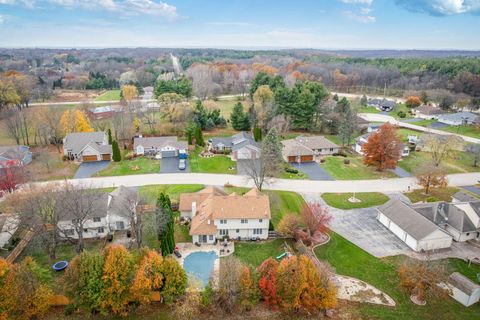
[291,162,334,181]
[236,159,260,176]
[428,121,448,129]
[389,167,411,178]
[160,158,190,173]
[302,193,411,258]
[74,161,111,179]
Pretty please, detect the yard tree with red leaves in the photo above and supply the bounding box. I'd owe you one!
[256,257,280,309]
[362,123,402,171]
[302,202,332,240]
[0,163,24,193]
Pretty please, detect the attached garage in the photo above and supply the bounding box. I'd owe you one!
[300,155,314,162]
[282,139,315,163]
[102,154,111,161]
[377,200,452,252]
[161,150,177,158]
[82,155,98,162]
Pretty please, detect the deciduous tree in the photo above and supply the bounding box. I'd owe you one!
[421,134,463,167]
[415,162,448,194]
[277,214,302,239]
[301,202,332,240]
[60,109,93,134]
[362,123,402,171]
[405,96,422,108]
[161,256,188,303]
[256,257,280,309]
[131,250,164,305]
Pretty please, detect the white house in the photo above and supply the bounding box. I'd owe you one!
[179,187,270,244]
[57,186,138,239]
[446,272,480,307]
[377,200,453,252]
[209,132,262,161]
[354,133,410,157]
[437,112,479,126]
[133,136,188,158]
[0,214,20,249]
[63,132,112,162]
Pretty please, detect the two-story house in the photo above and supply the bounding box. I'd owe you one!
[63,131,112,162]
[57,186,138,239]
[179,187,271,244]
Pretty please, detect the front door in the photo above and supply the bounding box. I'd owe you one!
[199,235,207,243]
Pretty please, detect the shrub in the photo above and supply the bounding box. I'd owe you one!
[426,196,439,203]
[285,167,299,174]
[343,159,350,165]
[397,111,406,118]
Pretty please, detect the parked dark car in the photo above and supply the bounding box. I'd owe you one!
[173,250,182,258]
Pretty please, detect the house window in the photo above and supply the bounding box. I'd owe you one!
[116,221,125,230]
[219,229,228,236]
[236,229,239,233]
[83,229,88,233]
[93,217,101,222]
[64,229,75,236]
[209,235,214,240]
[241,219,248,224]
[220,219,227,224]
[330,148,334,152]
[253,229,263,235]
[466,233,470,236]
[259,219,263,223]
[97,227,104,233]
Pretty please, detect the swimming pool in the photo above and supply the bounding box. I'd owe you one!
[183,251,218,287]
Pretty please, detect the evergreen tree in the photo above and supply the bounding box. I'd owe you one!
[194,127,204,146]
[360,94,368,106]
[262,127,283,175]
[155,193,175,256]
[107,128,113,145]
[112,140,121,162]
[253,126,262,142]
[192,100,208,130]
[231,102,250,131]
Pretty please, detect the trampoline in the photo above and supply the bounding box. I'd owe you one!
[52,261,69,271]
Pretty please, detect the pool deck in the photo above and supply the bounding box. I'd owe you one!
[175,242,235,288]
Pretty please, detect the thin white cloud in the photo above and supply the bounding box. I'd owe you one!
[340,0,376,22]
[207,22,254,27]
[0,15,4,24]
[0,0,178,19]
[340,0,373,5]
[395,0,480,15]
[343,10,376,22]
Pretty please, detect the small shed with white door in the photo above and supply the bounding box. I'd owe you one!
[447,272,480,307]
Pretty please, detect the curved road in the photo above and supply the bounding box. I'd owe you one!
[35,172,480,194]
[359,113,480,144]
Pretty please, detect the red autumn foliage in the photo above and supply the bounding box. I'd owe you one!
[362,123,402,171]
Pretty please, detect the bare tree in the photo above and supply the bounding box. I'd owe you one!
[113,187,141,248]
[421,134,464,167]
[415,162,448,195]
[466,143,480,167]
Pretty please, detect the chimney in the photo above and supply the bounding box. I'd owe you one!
[191,201,197,217]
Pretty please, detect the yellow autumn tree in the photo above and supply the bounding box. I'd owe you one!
[60,109,93,134]
[100,245,133,316]
[132,116,141,132]
[122,85,138,103]
[131,250,164,305]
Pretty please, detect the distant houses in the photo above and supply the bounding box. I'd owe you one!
[63,132,112,162]
[367,98,396,112]
[413,104,444,120]
[0,145,32,168]
[437,112,479,126]
[88,106,115,120]
[281,136,341,163]
[354,126,410,157]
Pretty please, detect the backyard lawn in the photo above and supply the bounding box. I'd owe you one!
[94,89,121,101]
[189,148,236,174]
[358,105,381,114]
[403,187,461,203]
[399,151,477,174]
[139,184,204,204]
[440,124,480,139]
[321,192,389,209]
[96,157,160,176]
[234,238,294,267]
[320,156,397,180]
[315,232,480,320]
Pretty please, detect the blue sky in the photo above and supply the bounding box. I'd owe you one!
[0,0,479,49]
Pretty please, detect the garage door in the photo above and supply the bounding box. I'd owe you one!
[300,155,313,162]
[83,155,98,162]
[161,150,177,158]
[102,154,111,161]
[287,156,296,163]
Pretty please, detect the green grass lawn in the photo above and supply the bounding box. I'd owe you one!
[320,156,397,180]
[139,184,204,204]
[234,238,294,267]
[315,232,480,320]
[399,151,478,174]
[392,103,414,119]
[358,106,381,114]
[321,192,389,209]
[94,89,121,101]
[408,119,437,127]
[403,187,460,203]
[440,124,480,139]
[189,148,237,174]
[396,128,422,142]
[279,164,309,180]
[96,157,160,176]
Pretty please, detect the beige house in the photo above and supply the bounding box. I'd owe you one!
[282,136,340,163]
[179,187,270,244]
[63,132,112,162]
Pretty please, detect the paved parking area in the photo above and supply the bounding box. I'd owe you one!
[160,158,190,173]
[291,162,334,181]
[74,161,111,178]
[302,193,411,258]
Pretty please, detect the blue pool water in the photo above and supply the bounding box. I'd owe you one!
[183,251,218,286]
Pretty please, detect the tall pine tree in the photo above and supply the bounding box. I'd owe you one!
[230,102,250,131]
[107,128,113,144]
[112,140,121,162]
[155,193,175,256]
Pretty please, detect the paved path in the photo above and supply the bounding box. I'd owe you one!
[34,172,480,193]
[291,162,334,181]
[359,113,480,144]
[74,161,111,179]
[389,166,412,178]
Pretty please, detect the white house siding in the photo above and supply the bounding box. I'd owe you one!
[58,217,109,239]
[180,210,191,219]
[214,218,269,240]
[107,213,131,232]
[234,147,260,161]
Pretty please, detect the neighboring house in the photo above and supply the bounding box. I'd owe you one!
[133,136,188,158]
[354,133,409,157]
[63,131,112,162]
[437,112,479,126]
[208,132,261,161]
[0,214,20,249]
[0,145,32,168]
[413,104,444,120]
[412,201,480,242]
[367,98,396,112]
[179,187,270,244]
[377,200,453,252]
[57,186,138,239]
[452,191,479,203]
[445,272,480,307]
[88,106,115,120]
[281,136,340,163]
[356,116,370,129]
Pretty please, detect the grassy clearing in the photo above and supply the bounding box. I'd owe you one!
[320,156,397,180]
[279,164,309,180]
[322,192,389,209]
[315,232,480,320]
[399,151,477,174]
[409,119,437,127]
[94,89,121,101]
[403,187,460,203]
[139,184,204,204]
[189,148,236,174]
[234,239,293,267]
[392,103,414,119]
[26,152,79,182]
[396,128,422,142]
[96,157,159,176]
[203,98,245,118]
[440,125,480,139]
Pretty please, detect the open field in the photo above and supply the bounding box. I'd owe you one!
[94,89,121,101]
[321,156,397,180]
[440,124,480,139]
[399,151,478,174]
[315,232,480,320]
[322,192,389,209]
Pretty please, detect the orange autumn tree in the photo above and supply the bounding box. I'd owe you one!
[256,257,280,309]
[100,245,133,316]
[362,123,402,171]
[405,96,422,108]
[130,250,164,305]
[275,256,304,311]
[239,266,259,311]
